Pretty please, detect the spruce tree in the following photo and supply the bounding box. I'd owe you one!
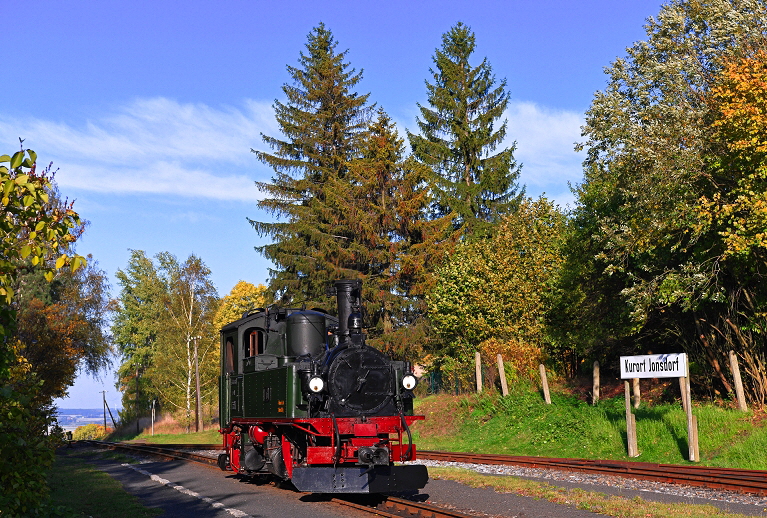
[345,109,452,359]
[408,22,523,240]
[250,23,372,305]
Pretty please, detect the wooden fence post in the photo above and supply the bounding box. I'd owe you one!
[592,361,600,405]
[539,364,551,404]
[497,354,509,397]
[475,351,482,393]
[729,350,748,412]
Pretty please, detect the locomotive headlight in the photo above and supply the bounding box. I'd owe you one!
[309,376,325,393]
[402,374,417,390]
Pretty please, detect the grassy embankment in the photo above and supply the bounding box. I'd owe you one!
[408,387,766,517]
[410,386,767,469]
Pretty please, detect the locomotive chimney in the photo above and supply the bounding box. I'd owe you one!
[334,279,361,340]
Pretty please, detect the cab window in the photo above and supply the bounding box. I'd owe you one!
[225,338,235,373]
[244,328,265,357]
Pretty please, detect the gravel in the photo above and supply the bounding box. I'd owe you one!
[413,459,767,508]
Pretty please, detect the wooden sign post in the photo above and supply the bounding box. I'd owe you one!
[592,361,600,405]
[620,353,698,461]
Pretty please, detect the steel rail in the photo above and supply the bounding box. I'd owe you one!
[419,450,767,496]
[84,440,219,467]
[332,496,474,518]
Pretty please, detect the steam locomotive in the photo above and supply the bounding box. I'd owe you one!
[217,279,428,493]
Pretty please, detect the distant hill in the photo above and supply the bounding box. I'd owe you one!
[55,408,122,431]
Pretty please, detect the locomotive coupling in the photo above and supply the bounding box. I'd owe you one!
[357,446,390,466]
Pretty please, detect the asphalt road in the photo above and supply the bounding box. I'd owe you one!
[79,453,360,518]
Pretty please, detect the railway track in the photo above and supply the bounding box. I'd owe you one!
[102,442,767,496]
[330,495,473,517]
[84,441,473,517]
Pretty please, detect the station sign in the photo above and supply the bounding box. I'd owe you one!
[620,353,687,379]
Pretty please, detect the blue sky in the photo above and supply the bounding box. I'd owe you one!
[2,1,663,409]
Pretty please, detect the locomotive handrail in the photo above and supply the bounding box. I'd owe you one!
[331,413,341,465]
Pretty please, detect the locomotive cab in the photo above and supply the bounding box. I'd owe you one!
[218,280,427,493]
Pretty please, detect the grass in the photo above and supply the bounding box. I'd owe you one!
[428,466,757,517]
[411,388,767,469]
[121,429,221,444]
[48,449,162,517]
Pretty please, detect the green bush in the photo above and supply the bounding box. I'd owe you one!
[0,350,56,516]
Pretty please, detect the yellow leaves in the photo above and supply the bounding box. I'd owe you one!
[697,52,767,259]
[213,281,268,330]
[429,198,566,355]
[712,50,767,155]
[71,255,86,272]
[480,337,543,381]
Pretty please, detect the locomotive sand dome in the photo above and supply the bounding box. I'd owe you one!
[218,279,428,493]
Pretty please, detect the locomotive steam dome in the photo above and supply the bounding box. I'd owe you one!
[286,310,326,357]
[327,346,394,416]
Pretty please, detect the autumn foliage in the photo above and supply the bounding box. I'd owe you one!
[72,423,109,440]
[699,49,767,260]
[1,148,90,515]
[427,198,565,384]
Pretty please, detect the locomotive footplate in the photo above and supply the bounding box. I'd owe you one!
[291,465,428,493]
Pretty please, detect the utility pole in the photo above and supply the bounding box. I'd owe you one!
[151,399,156,436]
[193,336,202,432]
[102,391,107,431]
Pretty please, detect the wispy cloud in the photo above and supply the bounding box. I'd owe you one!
[505,101,584,206]
[0,98,277,201]
[1,97,585,207]
[395,101,584,207]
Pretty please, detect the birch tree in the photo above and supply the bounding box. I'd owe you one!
[150,253,218,431]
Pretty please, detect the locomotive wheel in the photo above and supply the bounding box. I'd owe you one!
[217,453,229,471]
